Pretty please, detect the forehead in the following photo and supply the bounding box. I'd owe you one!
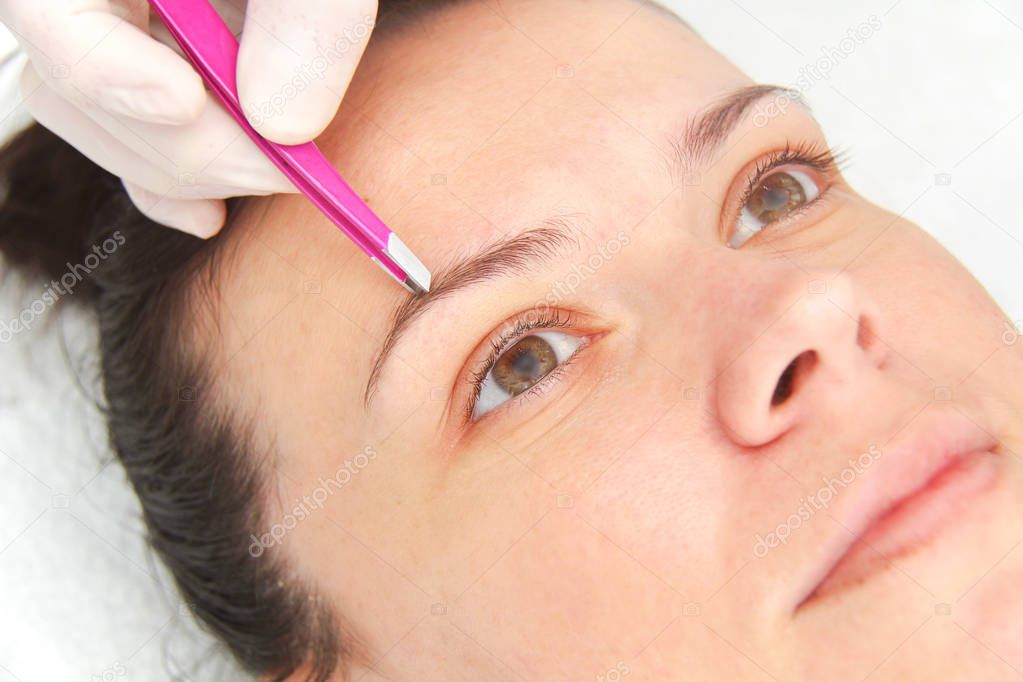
[256,4,740,242]
[213,0,751,388]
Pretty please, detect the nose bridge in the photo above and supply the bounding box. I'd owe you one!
[712,267,887,448]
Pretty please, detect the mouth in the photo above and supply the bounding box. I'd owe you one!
[796,409,1002,610]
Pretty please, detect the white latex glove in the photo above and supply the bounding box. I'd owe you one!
[0,0,378,237]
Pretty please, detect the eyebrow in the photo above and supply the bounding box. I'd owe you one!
[363,84,803,407]
[363,220,582,405]
[670,84,803,180]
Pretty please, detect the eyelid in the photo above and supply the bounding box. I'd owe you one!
[465,309,575,423]
[457,308,599,426]
[468,333,585,423]
[719,142,844,246]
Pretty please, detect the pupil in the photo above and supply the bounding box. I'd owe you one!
[492,335,558,396]
[750,171,805,223]
[761,186,789,211]
[512,351,539,376]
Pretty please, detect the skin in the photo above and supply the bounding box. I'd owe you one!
[194,1,1023,679]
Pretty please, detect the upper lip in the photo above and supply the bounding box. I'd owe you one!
[794,406,999,610]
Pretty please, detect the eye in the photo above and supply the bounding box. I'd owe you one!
[725,142,843,249]
[729,168,821,248]
[472,330,586,420]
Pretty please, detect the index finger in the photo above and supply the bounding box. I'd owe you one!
[0,0,206,124]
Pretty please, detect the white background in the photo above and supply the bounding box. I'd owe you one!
[0,1,1020,680]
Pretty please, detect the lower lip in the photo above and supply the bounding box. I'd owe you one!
[805,449,1002,603]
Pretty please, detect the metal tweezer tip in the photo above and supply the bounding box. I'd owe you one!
[387,233,431,295]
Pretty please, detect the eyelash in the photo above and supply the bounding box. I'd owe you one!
[464,309,580,423]
[733,140,846,231]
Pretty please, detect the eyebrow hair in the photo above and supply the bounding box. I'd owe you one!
[363,220,582,405]
[670,84,803,180]
[364,84,803,408]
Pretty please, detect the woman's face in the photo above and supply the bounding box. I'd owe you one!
[207,1,1023,679]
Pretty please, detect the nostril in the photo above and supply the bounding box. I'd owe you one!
[771,350,818,406]
[771,359,798,406]
[856,314,875,351]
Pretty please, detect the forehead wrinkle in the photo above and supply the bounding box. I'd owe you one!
[363,218,584,406]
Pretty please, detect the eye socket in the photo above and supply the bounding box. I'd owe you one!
[730,168,820,248]
[471,330,586,421]
[725,143,841,249]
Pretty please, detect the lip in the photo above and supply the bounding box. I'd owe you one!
[795,408,1002,610]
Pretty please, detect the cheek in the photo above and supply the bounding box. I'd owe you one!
[572,406,747,600]
[452,508,687,679]
[852,216,1010,385]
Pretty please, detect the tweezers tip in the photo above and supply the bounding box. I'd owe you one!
[403,276,430,296]
[387,233,431,296]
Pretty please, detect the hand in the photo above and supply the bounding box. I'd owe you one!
[0,0,378,237]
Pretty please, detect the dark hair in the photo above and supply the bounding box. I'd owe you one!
[0,1,480,676]
[0,123,355,677]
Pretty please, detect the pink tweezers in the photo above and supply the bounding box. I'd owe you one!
[148,0,431,294]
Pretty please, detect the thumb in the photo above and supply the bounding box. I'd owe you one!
[236,0,377,145]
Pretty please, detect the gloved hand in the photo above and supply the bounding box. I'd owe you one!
[0,0,378,237]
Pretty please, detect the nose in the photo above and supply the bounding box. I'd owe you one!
[714,273,888,448]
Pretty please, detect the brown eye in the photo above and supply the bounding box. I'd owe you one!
[730,168,820,248]
[491,335,557,396]
[472,329,587,420]
[748,171,805,222]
